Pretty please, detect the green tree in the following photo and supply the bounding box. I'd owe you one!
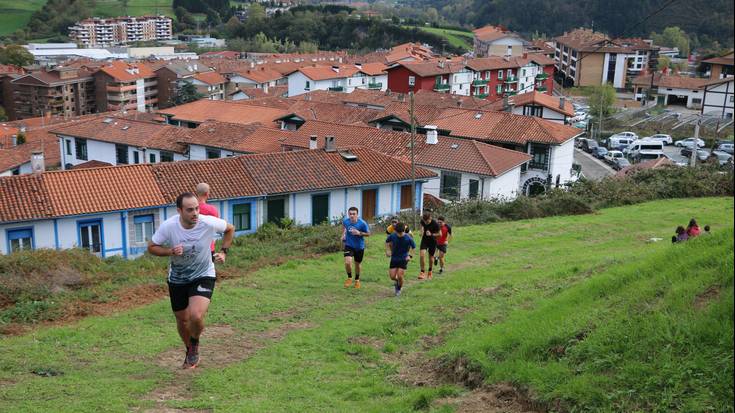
[656,56,672,71]
[651,27,690,57]
[248,3,266,21]
[0,45,34,67]
[224,16,242,37]
[173,81,205,105]
[588,84,617,119]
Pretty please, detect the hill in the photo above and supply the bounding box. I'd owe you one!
[0,197,732,411]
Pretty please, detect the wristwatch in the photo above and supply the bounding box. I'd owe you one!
[220,247,229,254]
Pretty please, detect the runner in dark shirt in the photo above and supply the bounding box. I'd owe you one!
[418,211,440,280]
[385,222,415,297]
[435,215,452,274]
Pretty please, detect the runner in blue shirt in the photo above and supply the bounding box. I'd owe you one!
[341,206,370,289]
[385,222,415,297]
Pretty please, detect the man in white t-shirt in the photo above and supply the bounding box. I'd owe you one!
[148,192,235,369]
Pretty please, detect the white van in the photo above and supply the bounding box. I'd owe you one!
[626,139,665,160]
[608,136,636,150]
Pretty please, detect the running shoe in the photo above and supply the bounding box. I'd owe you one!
[434,257,439,266]
[439,267,444,274]
[395,288,401,297]
[184,343,199,369]
[344,278,353,288]
[418,272,426,280]
[354,280,361,289]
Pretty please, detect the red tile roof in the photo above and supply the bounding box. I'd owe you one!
[702,53,734,66]
[297,65,360,80]
[631,73,711,90]
[184,121,286,153]
[507,92,574,117]
[70,160,114,169]
[200,51,241,59]
[234,67,285,83]
[193,71,226,85]
[158,100,290,127]
[473,25,519,43]
[394,60,467,77]
[97,61,155,81]
[0,174,53,221]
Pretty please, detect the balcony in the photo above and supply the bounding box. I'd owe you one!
[536,85,547,92]
[475,93,489,99]
[528,161,548,170]
[504,76,518,83]
[367,82,382,89]
[328,86,344,92]
[535,73,549,81]
[433,83,450,92]
[504,90,517,96]
[472,79,488,87]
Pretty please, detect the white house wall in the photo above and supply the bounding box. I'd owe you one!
[549,138,576,185]
[702,80,734,118]
[487,167,521,199]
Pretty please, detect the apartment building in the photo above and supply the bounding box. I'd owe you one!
[155,62,227,108]
[473,25,527,57]
[69,16,173,48]
[553,28,658,89]
[8,67,96,120]
[465,55,555,100]
[94,61,158,112]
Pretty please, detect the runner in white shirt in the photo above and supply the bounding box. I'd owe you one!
[148,192,234,369]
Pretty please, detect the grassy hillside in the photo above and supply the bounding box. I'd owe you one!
[404,25,473,51]
[89,0,173,18]
[0,197,732,412]
[0,0,46,36]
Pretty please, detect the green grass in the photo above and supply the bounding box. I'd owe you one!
[0,0,46,36]
[0,197,732,412]
[89,0,173,17]
[403,25,473,51]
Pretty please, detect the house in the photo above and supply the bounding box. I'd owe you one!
[385,60,469,95]
[702,52,734,80]
[0,124,62,176]
[155,62,226,108]
[701,77,734,119]
[94,61,158,112]
[554,29,658,89]
[488,92,574,123]
[227,66,287,92]
[229,85,288,101]
[464,55,554,100]
[287,63,388,97]
[158,99,290,128]
[631,73,710,108]
[279,120,531,201]
[52,116,190,169]
[472,25,528,57]
[8,66,97,120]
[0,146,436,256]
[183,120,288,157]
[383,42,435,64]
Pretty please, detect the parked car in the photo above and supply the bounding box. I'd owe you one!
[591,146,608,159]
[645,134,673,145]
[711,150,734,165]
[604,150,625,164]
[715,141,734,154]
[607,135,636,150]
[573,120,588,129]
[680,147,710,161]
[582,139,599,153]
[608,131,639,142]
[613,158,631,171]
[674,137,705,148]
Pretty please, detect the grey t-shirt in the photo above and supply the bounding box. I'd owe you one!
[151,214,227,284]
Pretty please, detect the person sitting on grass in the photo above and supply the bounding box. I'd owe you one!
[674,226,689,243]
[686,218,701,238]
[704,225,711,235]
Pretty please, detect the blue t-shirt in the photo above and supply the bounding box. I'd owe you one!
[386,232,416,260]
[343,217,370,250]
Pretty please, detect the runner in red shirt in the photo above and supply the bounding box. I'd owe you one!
[196,183,219,260]
[435,216,452,274]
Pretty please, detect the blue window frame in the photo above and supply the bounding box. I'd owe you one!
[7,227,34,253]
[232,203,252,231]
[133,214,154,243]
[78,219,103,255]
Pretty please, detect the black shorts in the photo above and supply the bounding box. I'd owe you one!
[437,244,447,254]
[389,258,408,269]
[168,277,216,312]
[344,246,365,263]
[420,239,437,256]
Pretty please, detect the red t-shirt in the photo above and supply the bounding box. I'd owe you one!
[437,224,452,245]
[199,202,219,251]
[687,225,700,237]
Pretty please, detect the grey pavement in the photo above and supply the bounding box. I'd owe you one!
[574,149,615,180]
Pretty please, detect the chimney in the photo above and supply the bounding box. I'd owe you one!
[456,100,462,108]
[309,135,318,150]
[332,65,340,73]
[425,125,438,145]
[325,135,336,152]
[263,83,269,94]
[522,52,528,59]
[11,135,17,146]
[559,96,566,110]
[31,151,45,173]
[438,60,445,69]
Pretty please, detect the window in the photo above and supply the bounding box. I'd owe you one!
[233,203,252,231]
[496,85,503,94]
[206,148,220,159]
[507,69,513,78]
[523,105,543,117]
[529,144,549,170]
[485,71,490,78]
[469,179,479,199]
[506,45,512,56]
[521,69,526,77]
[7,228,33,252]
[498,70,503,80]
[149,153,156,163]
[311,194,329,224]
[440,171,461,201]
[133,215,154,243]
[116,144,128,164]
[435,75,443,85]
[75,138,88,160]
[65,140,72,155]
[160,151,173,162]
[79,220,102,254]
[400,184,413,209]
[133,151,140,164]
[305,80,310,90]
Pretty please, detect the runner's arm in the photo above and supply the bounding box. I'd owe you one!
[385,241,392,257]
[148,241,178,256]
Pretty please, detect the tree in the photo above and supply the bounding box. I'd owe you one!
[656,56,672,71]
[173,81,205,105]
[588,84,617,120]
[224,16,242,37]
[651,27,690,57]
[0,45,34,67]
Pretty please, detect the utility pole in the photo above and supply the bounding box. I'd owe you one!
[598,89,603,142]
[408,76,417,232]
[690,117,700,168]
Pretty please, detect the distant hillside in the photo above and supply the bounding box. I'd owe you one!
[403,0,734,48]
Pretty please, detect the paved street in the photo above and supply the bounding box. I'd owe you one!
[574,149,615,180]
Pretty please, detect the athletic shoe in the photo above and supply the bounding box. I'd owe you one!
[434,257,439,266]
[354,280,361,289]
[418,272,426,280]
[439,267,444,274]
[427,271,433,280]
[395,288,401,297]
[344,278,353,288]
[184,343,199,369]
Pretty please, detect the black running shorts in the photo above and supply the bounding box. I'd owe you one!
[344,246,365,263]
[420,238,437,256]
[437,244,447,254]
[168,277,216,312]
[389,258,408,269]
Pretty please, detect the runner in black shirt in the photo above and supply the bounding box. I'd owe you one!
[418,211,440,280]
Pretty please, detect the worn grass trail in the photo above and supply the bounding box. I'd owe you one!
[0,197,732,412]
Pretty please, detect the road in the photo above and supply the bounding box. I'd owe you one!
[574,149,615,180]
